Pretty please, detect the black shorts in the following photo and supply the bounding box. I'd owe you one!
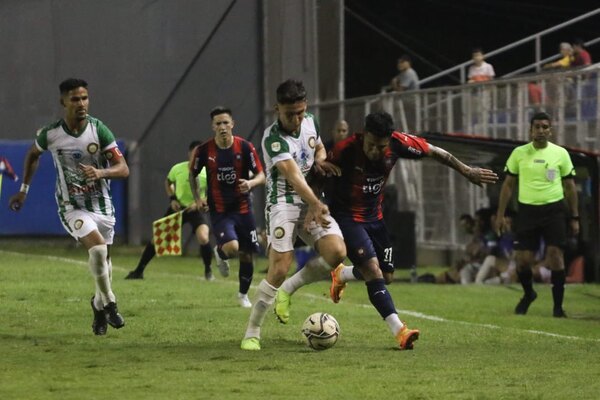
[162,206,208,232]
[514,200,568,251]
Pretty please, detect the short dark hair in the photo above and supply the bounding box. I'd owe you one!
[59,78,88,95]
[530,111,552,127]
[472,47,483,54]
[276,79,306,104]
[573,38,585,47]
[188,141,202,151]
[364,112,395,138]
[210,106,232,119]
[398,54,411,63]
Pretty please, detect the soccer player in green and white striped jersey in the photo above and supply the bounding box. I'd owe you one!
[241,79,347,351]
[9,78,129,336]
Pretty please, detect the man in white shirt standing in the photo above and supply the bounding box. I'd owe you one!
[468,48,495,83]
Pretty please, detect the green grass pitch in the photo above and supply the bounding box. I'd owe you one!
[1,240,599,399]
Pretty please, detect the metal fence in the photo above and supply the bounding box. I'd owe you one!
[309,65,600,249]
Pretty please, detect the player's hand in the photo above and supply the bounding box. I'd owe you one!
[9,192,26,212]
[313,160,341,177]
[304,201,331,230]
[79,163,104,180]
[238,179,253,194]
[466,167,498,187]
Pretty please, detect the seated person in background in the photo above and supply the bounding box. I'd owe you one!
[572,38,592,67]
[475,211,516,284]
[543,42,573,70]
[458,207,496,284]
[435,212,487,284]
[467,48,495,83]
[390,55,419,92]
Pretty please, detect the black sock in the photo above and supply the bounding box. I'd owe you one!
[135,243,156,273]
[518,269,534,297]
[217,246,229,260]
[200,244,213,273]
[352,267,364,280]
[551,270,566,310]
[239,261,253,294]
[366,279,396,319]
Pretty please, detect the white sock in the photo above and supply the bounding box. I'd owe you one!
[88,244,116,305]
[245,279,278,339]
[107,257,113,282]
[385,313,404,336]
[281,256,330,295]
[340,265,357,282]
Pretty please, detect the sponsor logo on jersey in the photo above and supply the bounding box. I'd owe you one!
[308,137,316,149]
[74,219,84,230]
[72,150,83,160]
[217,167,237,184]
[274,227,285,239]
[87,143,99,154]
[271,142,281,152]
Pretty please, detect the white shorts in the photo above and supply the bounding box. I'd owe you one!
[266,203,343,253]
[59,209,115,245]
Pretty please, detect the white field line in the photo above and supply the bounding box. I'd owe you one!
[3,250,599,343]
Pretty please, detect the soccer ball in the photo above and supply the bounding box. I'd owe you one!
[301,312,340,350]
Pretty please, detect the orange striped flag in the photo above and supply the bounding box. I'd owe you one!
[152,211,183,257]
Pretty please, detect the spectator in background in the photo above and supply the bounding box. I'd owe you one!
[467,48,495,83]
[543,42,573,70]
[0,156,19,200]
[323,119,349,153]
[390,55,419,92]
[572,38,592,67]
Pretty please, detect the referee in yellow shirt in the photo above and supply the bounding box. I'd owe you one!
[495,112,579,317]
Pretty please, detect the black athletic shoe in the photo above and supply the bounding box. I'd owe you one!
[515,291,537,315]
[104,302,125,329]
[553,308,567,318]
[125,270,143,280]
[91,296,108,336]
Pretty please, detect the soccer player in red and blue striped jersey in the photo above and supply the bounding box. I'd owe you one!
[189,107,265,308]
[279,111,498,349]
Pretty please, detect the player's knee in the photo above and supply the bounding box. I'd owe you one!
[223,241,239,257]
[88,244,108,276]
[239,251,252,263]
[322,239,346,266]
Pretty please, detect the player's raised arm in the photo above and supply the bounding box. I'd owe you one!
[9,143,43,211]
[427,144,498,186]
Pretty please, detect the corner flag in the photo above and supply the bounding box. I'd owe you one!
[152,211,183,256]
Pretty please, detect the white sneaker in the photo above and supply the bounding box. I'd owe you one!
[213,246,230,277]
[238,293,252,308]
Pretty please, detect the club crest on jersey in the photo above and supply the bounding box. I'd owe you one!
[104,150,114,160]
[274,227,285,239]
[74,219,84,230]
[87,143,99,154]
[271,142,281,152]
[308,137,316,149]
[357,248,365,256]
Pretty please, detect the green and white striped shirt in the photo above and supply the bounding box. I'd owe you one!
[35,116,119,216]
[261,113,321,205]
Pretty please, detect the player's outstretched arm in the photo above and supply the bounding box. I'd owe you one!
[9,144,42,211]
[428,144,498,187]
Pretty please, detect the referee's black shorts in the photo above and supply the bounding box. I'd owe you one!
[162,206,208,232]
[514,200,568,251]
